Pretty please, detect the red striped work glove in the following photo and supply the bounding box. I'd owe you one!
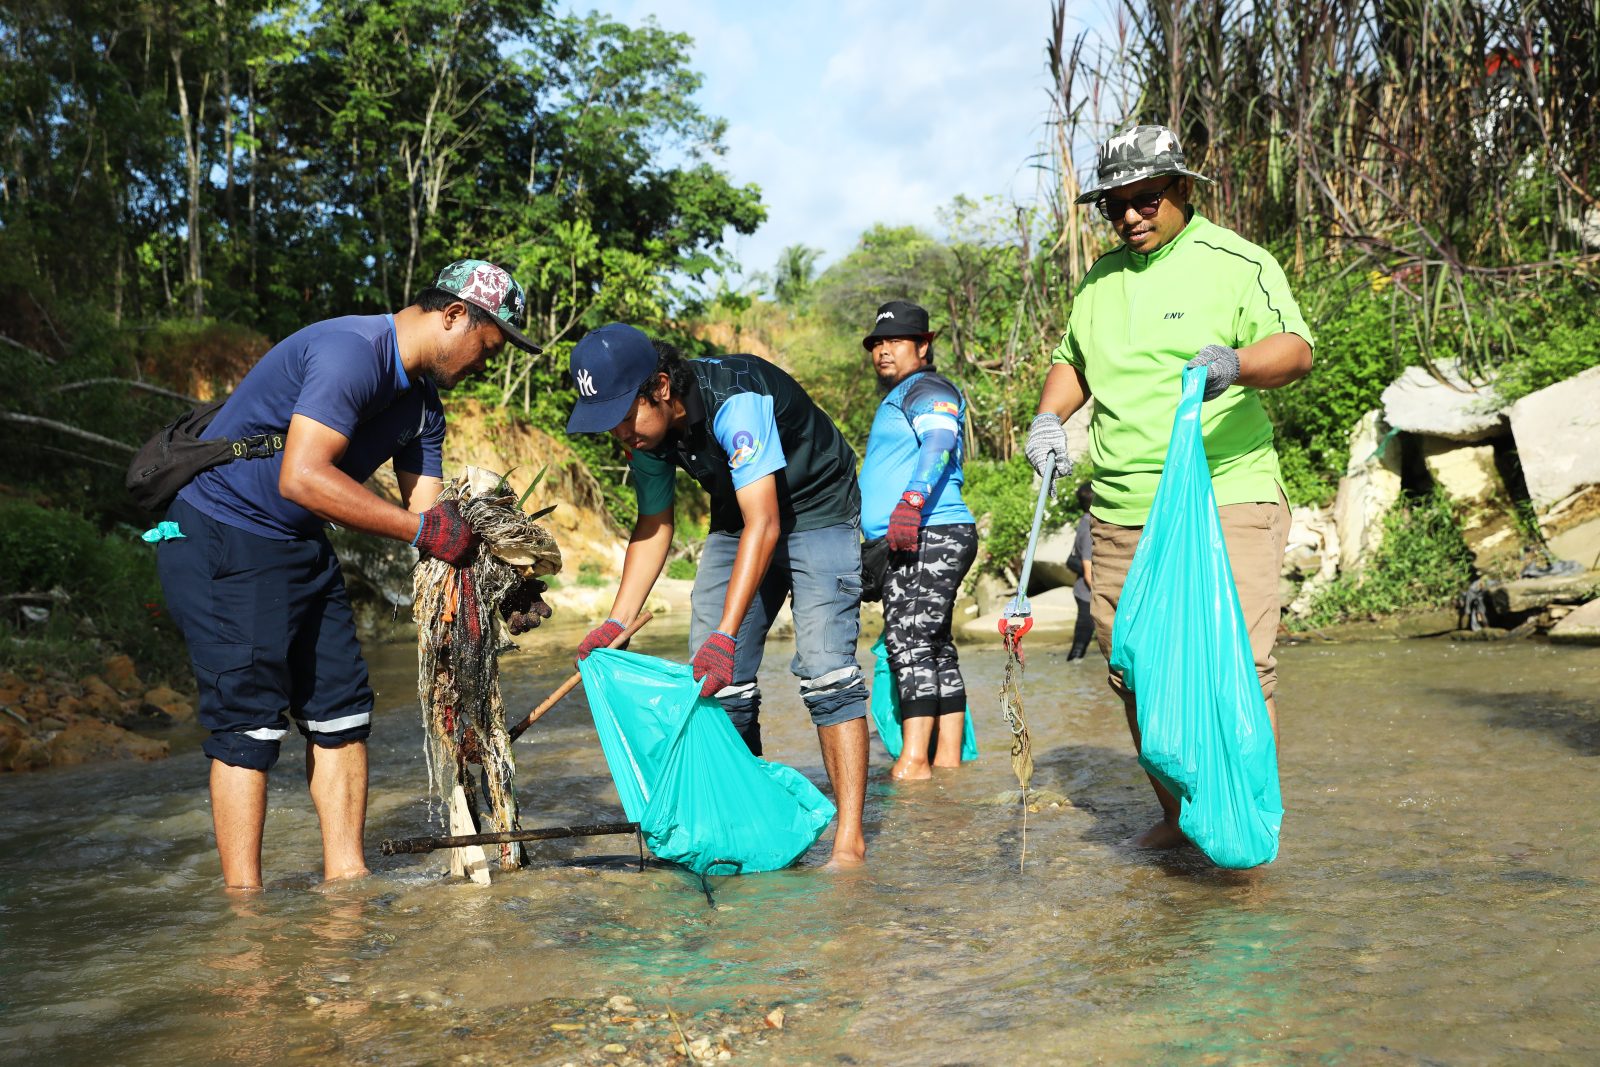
[413,501,479,567]
[691,630,737,698]
[575,618,625,665]
[886,490,925,552]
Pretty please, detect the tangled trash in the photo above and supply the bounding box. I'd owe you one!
[413,467,561,871]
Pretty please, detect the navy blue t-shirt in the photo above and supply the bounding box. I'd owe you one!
[179,314,446,540]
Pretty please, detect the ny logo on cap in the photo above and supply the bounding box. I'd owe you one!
[575,369,597,397]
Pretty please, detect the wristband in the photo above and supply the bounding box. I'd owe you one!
[410,514,424,547]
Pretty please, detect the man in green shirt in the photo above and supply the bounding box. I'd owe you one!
[1025,124,1313,850]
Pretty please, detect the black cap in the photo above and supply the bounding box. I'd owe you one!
[862,300,933,350]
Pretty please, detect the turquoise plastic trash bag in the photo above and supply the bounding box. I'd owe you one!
[1108,366,1283,868]
[578,648,835,875]
[868,634,977,762]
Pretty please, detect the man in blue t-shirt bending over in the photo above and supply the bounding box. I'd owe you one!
[158,259,545,891]
[857,301,978,780]
[564,323,870,868]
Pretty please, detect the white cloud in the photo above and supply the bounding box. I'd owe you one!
[577,0,1072,278]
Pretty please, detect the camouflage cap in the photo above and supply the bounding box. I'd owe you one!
[430,259,542,353]
[1075,124,1214,204]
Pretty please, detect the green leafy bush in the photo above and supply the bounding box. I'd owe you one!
[1264,279,1416,505]
[665,557,697,581]
[1295,489,1473,628]
[1494,315,1600,402]
[0,499,184,676]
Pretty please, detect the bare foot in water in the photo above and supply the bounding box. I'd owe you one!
[889,758,933,781]
[823,849,866,871]
[1125,819,1189,850]
[314,867,372,892]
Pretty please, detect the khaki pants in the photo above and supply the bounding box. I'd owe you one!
[1089,491,1289,702]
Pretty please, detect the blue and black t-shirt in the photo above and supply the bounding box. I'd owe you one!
[857,368,975,539]
[628,355,860,534]
[179,314,445,540]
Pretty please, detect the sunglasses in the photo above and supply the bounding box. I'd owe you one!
[1095,176,1180,222]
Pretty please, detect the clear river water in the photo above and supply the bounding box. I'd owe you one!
[1,623,1596,1065]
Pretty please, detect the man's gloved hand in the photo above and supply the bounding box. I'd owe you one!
[1185,343,1241,401]
[575,618,625,664]
[1024,413,1073,498]
[498,577,553,635]
[691,630,737,698]
[413,500,479,567]
[886,491,924,552]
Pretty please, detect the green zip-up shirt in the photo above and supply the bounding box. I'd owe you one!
[1052,211,1313,525]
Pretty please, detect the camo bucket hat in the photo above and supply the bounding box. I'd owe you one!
[431,259,542,353]
[1075,124,1214,204]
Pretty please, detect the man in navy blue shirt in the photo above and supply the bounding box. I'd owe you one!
[158,259,542,891]
[856,301,978,779]
[564,323,871,868]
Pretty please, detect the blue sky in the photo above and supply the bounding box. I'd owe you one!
[578,0,1110,282]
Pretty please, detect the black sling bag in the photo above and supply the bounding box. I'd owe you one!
[124,397,285,512]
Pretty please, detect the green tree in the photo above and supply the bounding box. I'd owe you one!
[772,244,821,306]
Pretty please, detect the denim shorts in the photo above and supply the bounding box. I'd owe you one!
[157,498,374,771]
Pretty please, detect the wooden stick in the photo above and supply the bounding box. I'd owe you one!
[508,611,653,741]
[448,783,492,885]
[381,820,642,856]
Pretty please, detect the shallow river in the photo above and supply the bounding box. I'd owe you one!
[2,624,1596,1066]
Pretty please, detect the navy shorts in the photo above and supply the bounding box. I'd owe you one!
[158,498,375,771]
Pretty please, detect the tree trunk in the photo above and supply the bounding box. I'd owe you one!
[216,0,235,233]
[246,65,258,290]
[171,46,206,319]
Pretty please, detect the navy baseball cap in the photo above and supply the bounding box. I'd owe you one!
[565,323,659,434]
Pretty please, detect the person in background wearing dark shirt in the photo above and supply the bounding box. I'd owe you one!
[157,260,547,891]
[1068,480,1095,661]
[564,324,870,867]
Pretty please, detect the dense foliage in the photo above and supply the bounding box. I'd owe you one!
[1295,489,1476,629]
[0,1,765,673]
[0,0,763,526]
[0,499,183,676]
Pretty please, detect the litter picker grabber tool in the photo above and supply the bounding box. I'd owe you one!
[997,452,1056,869]
[508,611,654,741]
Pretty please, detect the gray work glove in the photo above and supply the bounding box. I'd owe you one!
[1024,412,1073,498]
[1185,344,1241,401]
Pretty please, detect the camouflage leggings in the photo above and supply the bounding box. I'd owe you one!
[882,522,978,718]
